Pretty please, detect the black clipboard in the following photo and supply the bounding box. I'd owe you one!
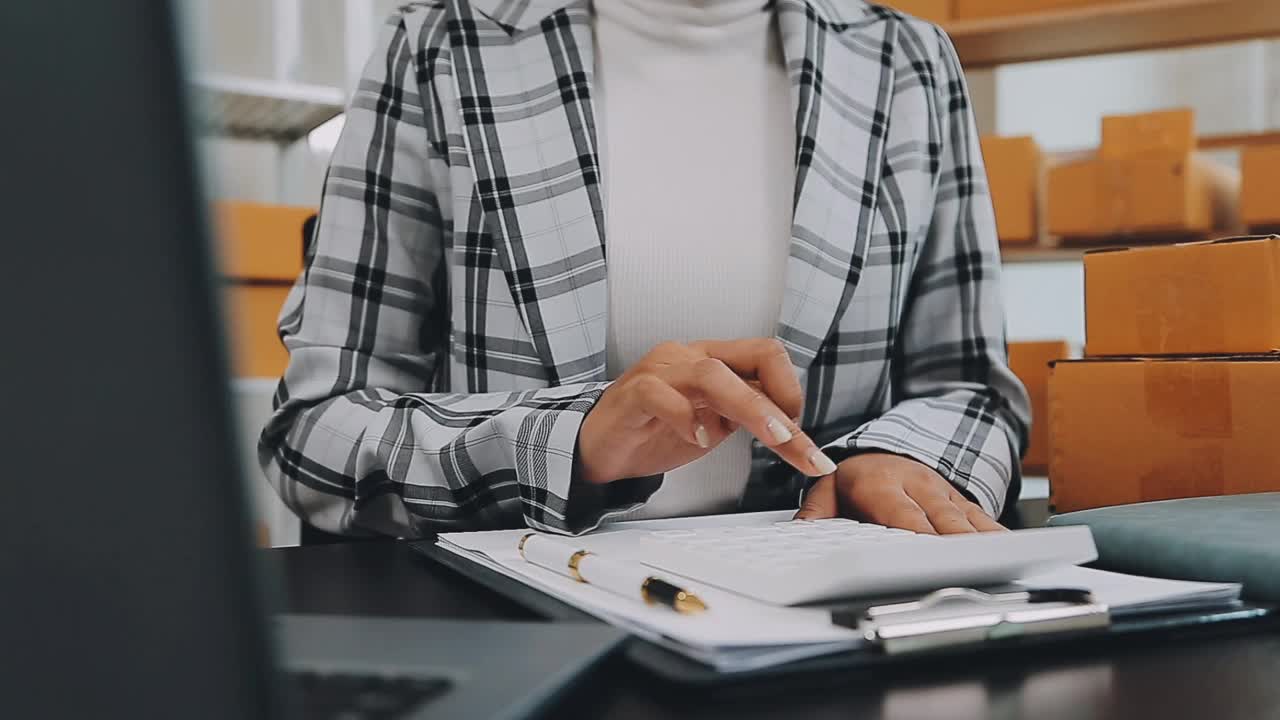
[410,540,1278,688]
[625,602,1275,688]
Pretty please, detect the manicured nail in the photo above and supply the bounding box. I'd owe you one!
[809,449,837,475]
[765,417,793,444]
[695,424,711,449]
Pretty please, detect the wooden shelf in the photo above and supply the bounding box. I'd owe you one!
[948,0,1280,68]
[1199,130,1280,151]
[193,74,346,143]
[1001,246,1090,264]
[1001,242,1176,263]
[1030,130,1280,167]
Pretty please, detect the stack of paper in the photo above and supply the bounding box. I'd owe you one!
[436,527,864,672]
[1018,565,1241,617]
[435,511,1241,673]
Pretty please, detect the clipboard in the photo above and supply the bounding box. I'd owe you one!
[838,586,1112,655]
[410,540,1277,687]
[625,601,1275,689]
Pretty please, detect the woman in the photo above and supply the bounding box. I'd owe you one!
[259,0,1030,538]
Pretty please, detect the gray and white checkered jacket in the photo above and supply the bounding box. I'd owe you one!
[258,0,1031,537]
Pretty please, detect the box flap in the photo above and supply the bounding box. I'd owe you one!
[1083,235,1280,257]
[1206,234,1280,246]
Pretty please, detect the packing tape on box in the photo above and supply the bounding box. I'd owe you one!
[1144,362,1234,439]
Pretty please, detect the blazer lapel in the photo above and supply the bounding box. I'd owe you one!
[775,0,896,377]
[448,0,609,385]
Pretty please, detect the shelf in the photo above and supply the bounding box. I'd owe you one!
[193,74,346,144]
[1037,130,1280,160]
[1000,236,1244,263]
[1198,130,1280,151]
[947,0,1280,68]
[1001,242,1175,263]
[1001,246,1091,264]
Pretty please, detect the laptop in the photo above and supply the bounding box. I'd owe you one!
[0,2,623,719]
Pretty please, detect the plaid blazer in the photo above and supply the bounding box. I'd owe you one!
[259,0,1031,537]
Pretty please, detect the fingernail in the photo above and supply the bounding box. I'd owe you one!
[808,449,837,475]
[694,424,711,449]
[765,417,793,444]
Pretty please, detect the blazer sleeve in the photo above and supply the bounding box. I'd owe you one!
[817,28,1032,517]
[257,14,658,538]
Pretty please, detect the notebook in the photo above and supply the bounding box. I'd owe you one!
[431,511,1243,673]
[1049,493,1280,601]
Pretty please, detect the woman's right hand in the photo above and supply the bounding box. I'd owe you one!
[575,338,838,485]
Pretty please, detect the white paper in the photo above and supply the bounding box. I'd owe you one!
[437,511,1241,671]
[1018,565,1240,612]
[437,528,862,650]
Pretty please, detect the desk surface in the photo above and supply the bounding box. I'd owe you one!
[269,517,1280,719]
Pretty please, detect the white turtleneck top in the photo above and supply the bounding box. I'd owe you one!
[593,0,794,518]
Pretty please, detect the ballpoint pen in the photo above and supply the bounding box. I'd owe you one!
[519,532,708,614]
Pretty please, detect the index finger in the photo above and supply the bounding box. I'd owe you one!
[666,358,835,477]
[691,338,804,421]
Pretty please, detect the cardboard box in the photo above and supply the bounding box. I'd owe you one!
[1047,151,1225,239]
[1048,357,1280,513]
[224,285,291,378]
[1122,150,1215,235]
[954,0,1133,21]
[1047,109,1240,240]
[883,0,952,22]
[1101,108,1195,159]
[981,136,1043,245]
[1009,340,1072,474]
[1241,144,1280,231]
[1046,157,1100,239]
[214,201,315,281]
[1083,236,1280,356]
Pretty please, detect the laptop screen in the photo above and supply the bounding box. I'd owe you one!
[0,2,280,718]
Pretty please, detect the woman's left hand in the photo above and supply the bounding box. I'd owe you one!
[794,452,1005,534]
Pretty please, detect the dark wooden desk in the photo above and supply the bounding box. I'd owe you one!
[269,514,1280,720]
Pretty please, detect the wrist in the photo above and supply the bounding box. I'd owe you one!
[574,412,615,485]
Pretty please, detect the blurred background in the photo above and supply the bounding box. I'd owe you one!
[186,0,1280,545]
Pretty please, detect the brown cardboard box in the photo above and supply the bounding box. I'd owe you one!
[981,135,1043,245]
[1047,109,1240,240]
[1048,357,1280,513]
[1009,340,1072,474]
[224,285,291,378]
[1046,157,1100,238]
[214,201,315,281]
[883,0,951,22]
[1241,144,1280,231]
[213,201,311,378]
[1083,236,1280,356]
[1122,150,1215,235]
[1100,108,1195,159]
[1047,151,1227,239]
[953,0,1133,20]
